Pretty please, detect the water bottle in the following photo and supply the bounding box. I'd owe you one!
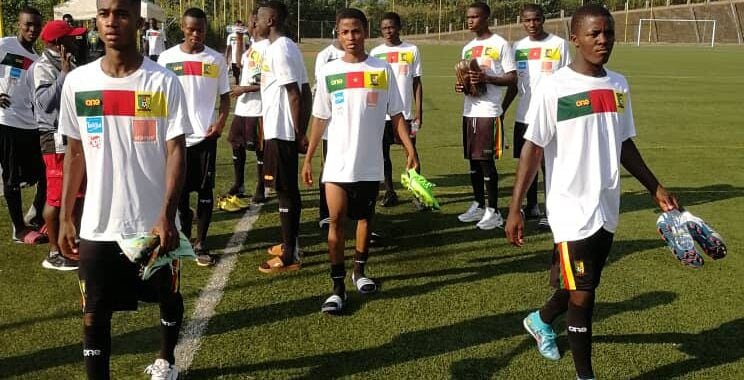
[409,120,420,138]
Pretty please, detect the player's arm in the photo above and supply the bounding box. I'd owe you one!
[620,138,678,212]
[224,44,231,64]
[505,140,544,247]
[206,92,230,139]
[152,136,186,253]
[478,70,517,87]
[413,76,423,126]
[58,137,86,258]
[392,112,419,171]
[234,33,244,69]
[502,80,518,114]
[300,82,313,136]
[285,82,307,153]
[301,116,329,187]
[230,84,260,97]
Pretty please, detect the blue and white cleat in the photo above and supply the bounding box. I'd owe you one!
[682,211,727,260]
[657,210,703,268]
[523,311,561,361]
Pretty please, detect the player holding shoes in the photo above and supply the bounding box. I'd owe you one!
[158,8,230,268]
[503,3,570,229]
[302,8,418,314]
[455,2,516,230]
[505,5,679,379]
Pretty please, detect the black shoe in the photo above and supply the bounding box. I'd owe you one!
[369,232,384,247]
[523,204,542,220]
[379,191,398,207]
[251,193,266,204]
[42,251,78,271]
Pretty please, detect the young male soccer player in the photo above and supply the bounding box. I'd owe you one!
[505,5,680,379]
[0,7,49,244]
[503,4,570,229]
[312,40,345,228]
[57,0,191,377]
[302,8,419,313]
[256,1,312,273]
[224,20,249,85]
[370,12,423,208]
[144,17,167,61]
[158,8,230,267]
[455,2,516,230]
[228,13,269,205]
[34,19,87,270]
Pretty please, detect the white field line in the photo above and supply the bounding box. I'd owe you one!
[175,203,262,373]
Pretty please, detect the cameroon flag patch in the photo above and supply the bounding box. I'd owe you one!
[557,89,625,122]
[1,53,33,70]
[325,70,388,93]
[75,90,168,117]
[165,61,219,78]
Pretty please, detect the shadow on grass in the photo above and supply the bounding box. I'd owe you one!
[185,291,677,378]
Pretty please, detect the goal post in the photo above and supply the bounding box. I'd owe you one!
[636,18,717,47]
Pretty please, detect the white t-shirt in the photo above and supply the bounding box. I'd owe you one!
[313,57,404,183]
[313,44,345,140]
[524,67,636,243]
[461,34,516,118]
[514,33,571,123]
[58,58,193,241]
[158,45,230,146]
[0,37,38,129]
[145,28,167,56]
[260,36,309,141]
[235,39,269,117]
[370,42,421,120]
[226,32,249,64]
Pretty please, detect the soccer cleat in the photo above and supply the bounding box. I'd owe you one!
[42,251,78,271]
[401,169,440,209]
[227,195,250,209]
[657,210,703,268]
[458,201,485,223]
[682,211,727,260]
[217,197,241,212]
[379,190,398,207]
[523,311,561,361]
[144,358,178,380]
[476,207,504,230]
[538,217,550,230]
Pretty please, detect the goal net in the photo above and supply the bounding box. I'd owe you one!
[636,18,717,47]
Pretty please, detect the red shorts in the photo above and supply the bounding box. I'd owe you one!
[43,153,84,208]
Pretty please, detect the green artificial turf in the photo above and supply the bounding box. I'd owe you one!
[1,44,742,379]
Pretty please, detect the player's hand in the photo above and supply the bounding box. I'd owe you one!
[413,117,422,130]
[296,134,309,154]
[151,216,179,254]
[58,219,79,260]
[505,208,525,247]
[469,70,485,85]
[205,124,223,139]
[230,86,244,98]
[454,82,464,93]
[301,160,313,187]
[406,153,419,172]
[654,185,679,212]
[60,44,72,73]
[0,93,10,108]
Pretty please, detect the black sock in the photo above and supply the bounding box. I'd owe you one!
[383,139,394,192]
[230,147,246,195]
[254,150,265,198]
[159,292,184,365]
[196,189,214,244]
[480,160,499,209]
[83,311,112,380]
[468,160,485,207]
[177,192,193,240]
[353,250,369,278]
[4,185,26,234]
[539,289,570,324]
[331,263,346,296]
[277,190,300,263]
[567,291,595,379]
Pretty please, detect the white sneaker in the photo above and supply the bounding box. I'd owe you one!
[476,207,504,230]
[144,358,178,380]
[318,217,331,229]
[458,201,485,222]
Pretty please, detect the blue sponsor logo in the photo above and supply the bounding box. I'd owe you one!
[86,117,103,134]
[517,61,527,70]
[9,67,21,79]
[333,92,344,105]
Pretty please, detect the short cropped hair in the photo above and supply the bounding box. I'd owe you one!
[468,2,490,18]
[381,12,401,28]
[336,8,368,31]
[521,4,545,20]
[183,7,207,20]
[260,1,288,25]
[571,4,613,34]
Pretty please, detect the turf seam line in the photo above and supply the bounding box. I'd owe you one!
[174,204,262,373]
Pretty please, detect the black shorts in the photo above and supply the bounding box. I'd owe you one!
[228,116,263,151]
[462,116,504,160]
[0,125,43,187]
[329,181,378,220]
[383,120,415,146]
[513,122,529,159]
[184,138,217,192]
[263,138,298,191]
[550,228,614,291]
[77,240,181,313]
[231,63,240,79]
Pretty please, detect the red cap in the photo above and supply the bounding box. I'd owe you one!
[40,20,87,43]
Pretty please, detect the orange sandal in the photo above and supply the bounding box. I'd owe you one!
[258,256,301,274]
